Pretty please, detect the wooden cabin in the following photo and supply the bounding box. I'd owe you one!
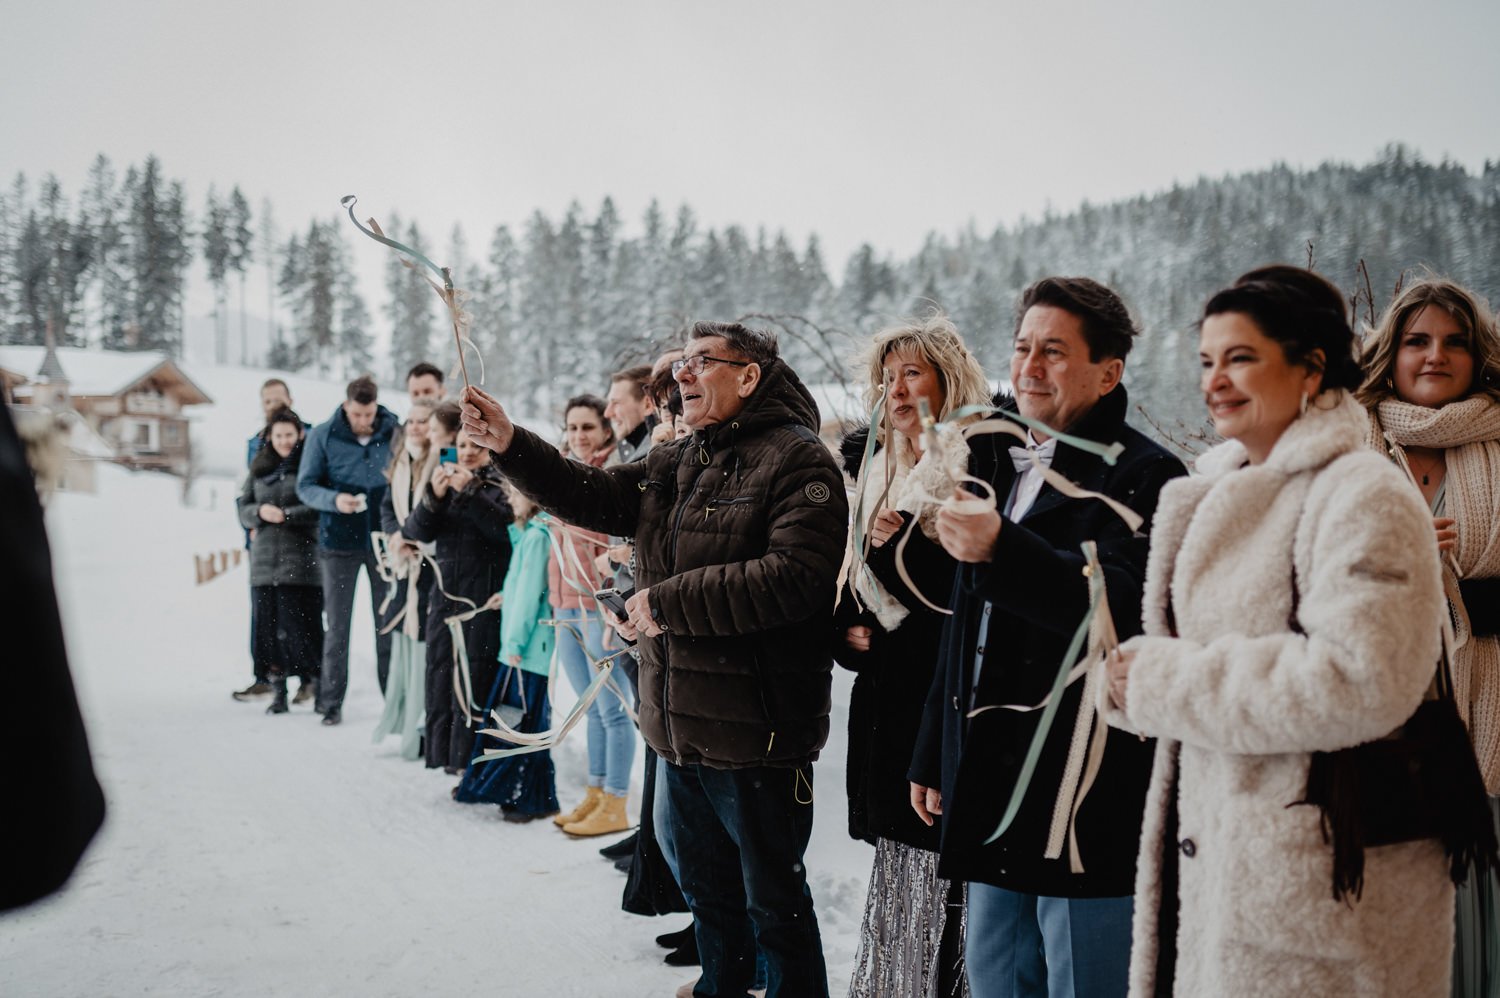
[0,346,213,476]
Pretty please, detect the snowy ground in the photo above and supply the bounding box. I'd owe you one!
[0,464,872,997]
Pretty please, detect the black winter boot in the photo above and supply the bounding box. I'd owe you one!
[266,675,289,715]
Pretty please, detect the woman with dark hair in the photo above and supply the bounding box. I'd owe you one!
[238,407,323,714]
[403,421,512,774]
[1357,275,1500,997]
[372,398,436,759]
[834,312,989,998]
[1104,266,1453,995]
[547,393,636,838]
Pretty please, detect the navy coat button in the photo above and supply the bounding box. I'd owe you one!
[1180,838,1196,858]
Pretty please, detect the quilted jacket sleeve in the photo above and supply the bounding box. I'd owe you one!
[496,425,646,538]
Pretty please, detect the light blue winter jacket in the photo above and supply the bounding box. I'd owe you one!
[498,516,555,677]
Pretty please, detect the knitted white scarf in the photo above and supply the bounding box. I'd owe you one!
[1371,395,1500,792]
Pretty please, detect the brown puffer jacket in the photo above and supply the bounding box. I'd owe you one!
[497,359,849,769]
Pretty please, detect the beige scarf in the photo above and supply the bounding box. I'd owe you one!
[383,441,436,639]
[836,426,969,632]
[1370,395,1500,792]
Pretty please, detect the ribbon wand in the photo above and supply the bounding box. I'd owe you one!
[340,194,475,391]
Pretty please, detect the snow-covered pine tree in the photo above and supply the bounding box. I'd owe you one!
[81,155,128,351]
[516,210,559,418]
[202,185,231,363]
[480,223,520,399]
[126,157,191,354]
[333,226,373,378]
[384,219,437,385]
[227,187,254,365]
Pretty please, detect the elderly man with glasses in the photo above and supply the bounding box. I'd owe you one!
[461,320,847,998]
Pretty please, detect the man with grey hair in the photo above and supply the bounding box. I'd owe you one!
[460,321,847,998]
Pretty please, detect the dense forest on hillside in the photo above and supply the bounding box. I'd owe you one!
[3,145,1496,428]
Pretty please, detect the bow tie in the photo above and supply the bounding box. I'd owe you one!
[1010,445,1046,473]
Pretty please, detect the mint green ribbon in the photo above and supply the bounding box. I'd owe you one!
[982,541,1105,845]
[945,403,1125,465]
[340,194,453,291]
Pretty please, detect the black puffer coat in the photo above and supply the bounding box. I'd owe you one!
[498,358,849,770]
[831,428,951,852]
[402,461,513,610]
[238,442,321,588]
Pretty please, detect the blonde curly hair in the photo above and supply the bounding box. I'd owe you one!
[861,311,991,437]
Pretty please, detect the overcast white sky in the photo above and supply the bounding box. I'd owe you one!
[3,0,1497,333]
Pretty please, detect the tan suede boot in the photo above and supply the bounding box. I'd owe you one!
[562,791,629,837]
[552,785,604,828]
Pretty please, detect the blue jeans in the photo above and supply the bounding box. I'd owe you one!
[965,883,1132,998]
[654,754,681,877]
[555,606,635,797]
[656,755,769,993]
[661,761,827,998]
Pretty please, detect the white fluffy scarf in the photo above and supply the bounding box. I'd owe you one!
[1370,395,1500,792]
[837,423,971,632]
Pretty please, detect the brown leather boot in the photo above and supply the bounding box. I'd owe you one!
[563,791,629,837]
[552,786,604,828]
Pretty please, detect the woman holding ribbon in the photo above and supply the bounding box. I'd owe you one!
[833,312,990,998]
[372,398,436,758]
[404,421,512,775]
[1356,275,1500,998]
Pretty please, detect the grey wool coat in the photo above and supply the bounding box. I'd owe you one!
[238,442,322,588]
[1104,391,1453,997]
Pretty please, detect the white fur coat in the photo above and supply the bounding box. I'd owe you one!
[1105,391,1453,997]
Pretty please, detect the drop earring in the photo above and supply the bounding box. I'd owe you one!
[1299,393,1310,417]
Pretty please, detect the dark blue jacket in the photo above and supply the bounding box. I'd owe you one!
[296,404,399,551]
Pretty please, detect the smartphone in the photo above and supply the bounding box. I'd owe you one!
[440,446,458,465]
[594,587,630,622]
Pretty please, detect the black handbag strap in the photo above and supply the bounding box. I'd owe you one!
[497,665,529,711]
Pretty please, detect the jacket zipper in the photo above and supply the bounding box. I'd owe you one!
[750,650,778,760]
[703,495,755,517]
[663,458,711,765]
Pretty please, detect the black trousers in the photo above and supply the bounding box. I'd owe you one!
[252,585,323,686]
[424,600,500,770]
[661,761,828,998]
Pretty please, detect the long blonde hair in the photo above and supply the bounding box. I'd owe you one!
[861,311,990,462]
[1356,274,1500,407]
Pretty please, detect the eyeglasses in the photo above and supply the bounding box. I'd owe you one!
[671,354,751,377]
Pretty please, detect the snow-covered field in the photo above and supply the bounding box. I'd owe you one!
[0,460,873,997]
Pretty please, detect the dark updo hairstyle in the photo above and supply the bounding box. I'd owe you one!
[429,400,463,439]
[1202,265,1363,392]
[564,393,615,444]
